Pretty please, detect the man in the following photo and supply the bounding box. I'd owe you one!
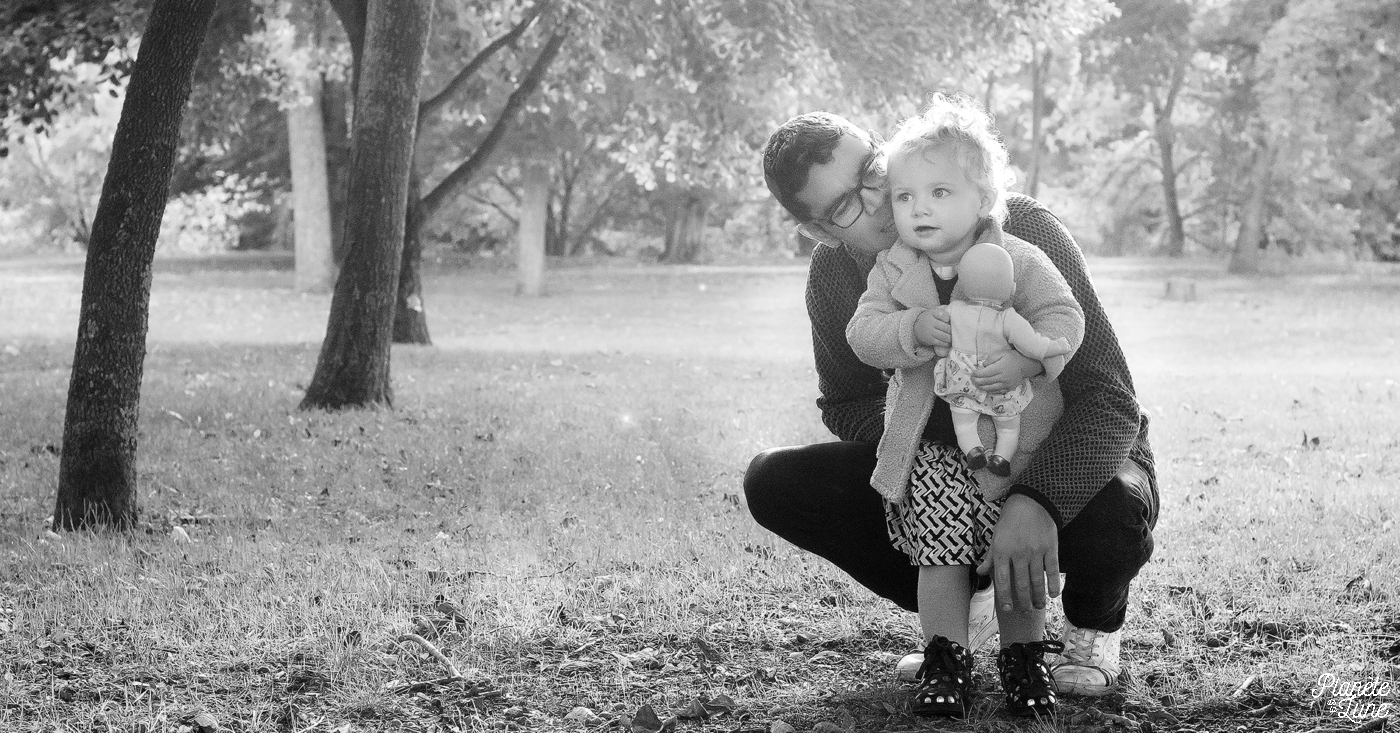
[745,111,1158,695]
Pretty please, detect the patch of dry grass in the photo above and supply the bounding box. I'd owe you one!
[1,254,1399,732]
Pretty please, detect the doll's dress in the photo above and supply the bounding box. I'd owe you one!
[932,305,1034,417]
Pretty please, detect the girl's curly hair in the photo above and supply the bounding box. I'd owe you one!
[880,92,1016,223]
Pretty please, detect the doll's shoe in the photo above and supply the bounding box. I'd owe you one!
[911,635,975,717]
[997,639,1064,717]
[964,446,988,471]
[986,454,1012,477]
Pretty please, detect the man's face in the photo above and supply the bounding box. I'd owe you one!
[794,132,897,256]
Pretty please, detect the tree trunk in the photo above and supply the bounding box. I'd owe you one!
[53,0,217,532]
[300,0,433,410]
[1026,47,1051,198]
[1228,139,1273,275]
[517,159,548,296]
[288,75,337,292]
[1154,108,1185,257]
[322,76,352,265]
[393,169,431,344]
[662,195,709,263]
[1154,61,1188,258]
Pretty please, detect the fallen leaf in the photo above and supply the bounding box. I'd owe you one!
[704,693,737,714]
[631,704,664,733]
[564,706,600,723]
[678,698,710,720]
[770,721,796,733]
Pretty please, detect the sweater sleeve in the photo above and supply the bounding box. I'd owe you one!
[1001,194,1155,527]
[845,255,941,370]
[806,245,888,444]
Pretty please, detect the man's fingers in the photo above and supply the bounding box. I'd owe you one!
[1029,556,1047,610]
[1046,553,1063,598]
[994,558,1013,611]
[1012,559,1034,611]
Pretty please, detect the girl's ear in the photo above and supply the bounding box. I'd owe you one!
[978,190,996,219]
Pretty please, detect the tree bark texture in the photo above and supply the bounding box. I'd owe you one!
[300,0,433,410]
[53,0,217,532]
[321,77,352,265]
[517,159,549,296]
[662,195,710,263]
[288,75,337,292]
[393,169,431,344]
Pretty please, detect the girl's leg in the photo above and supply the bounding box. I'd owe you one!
[995,601,1046,646]
[992,414,1021,461]
[919,565,973,646]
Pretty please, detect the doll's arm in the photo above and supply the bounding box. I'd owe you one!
[1006,246,1084,382]
[1002,308,1071,361]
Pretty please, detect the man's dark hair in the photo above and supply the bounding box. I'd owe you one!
[762,112,857,222]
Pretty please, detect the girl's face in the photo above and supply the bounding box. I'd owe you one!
[888,145,992,266]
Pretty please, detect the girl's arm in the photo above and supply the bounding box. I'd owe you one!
[845,256,940,371]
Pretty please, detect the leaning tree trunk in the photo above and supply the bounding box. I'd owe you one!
[53,0,217,532]
[1155,60,1188,258]
[300,0,433,410]
[1025,46,1051,199]
[662,195,710,263]
[393,169,431,344]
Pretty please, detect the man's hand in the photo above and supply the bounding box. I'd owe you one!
[971,349,1041,394]
[914,307,951,350]
[976,494,1062,612]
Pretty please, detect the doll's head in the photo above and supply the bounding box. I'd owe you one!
[958,242,1015,304]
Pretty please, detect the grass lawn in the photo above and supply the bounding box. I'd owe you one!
[1,253,1399,733]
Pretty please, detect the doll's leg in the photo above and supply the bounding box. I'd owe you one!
[986,415,1021,477]
[950,407,986,470]
[992,415,1021,460]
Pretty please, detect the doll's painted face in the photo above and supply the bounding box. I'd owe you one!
[957,242,1015,304]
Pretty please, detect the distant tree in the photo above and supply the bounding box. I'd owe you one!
[51,0,218,531]
[299,0,433,410]
[1083,0,1195,256]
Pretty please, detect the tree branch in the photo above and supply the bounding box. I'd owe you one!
[419,21,570,224]
[417,1,548,127]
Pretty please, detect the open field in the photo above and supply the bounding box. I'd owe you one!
[2,253,1399,732]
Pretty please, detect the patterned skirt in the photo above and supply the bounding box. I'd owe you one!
[885,441,1002,566]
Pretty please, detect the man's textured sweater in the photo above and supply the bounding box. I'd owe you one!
[804,194,1156,527]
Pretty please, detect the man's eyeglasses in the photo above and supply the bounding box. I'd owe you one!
[795,136,882,245]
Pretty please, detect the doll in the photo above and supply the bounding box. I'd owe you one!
[933,241,1072,477]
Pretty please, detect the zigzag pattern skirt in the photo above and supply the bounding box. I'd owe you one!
[885,441,1001,566]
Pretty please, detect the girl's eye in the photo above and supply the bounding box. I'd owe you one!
[932,188,950,198]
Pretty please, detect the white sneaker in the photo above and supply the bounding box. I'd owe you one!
[895,585,1000,681]
[968,583,998,651]
[1049,620,1121,696]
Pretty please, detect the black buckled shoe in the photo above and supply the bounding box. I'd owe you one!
[963,446,988,472]
[996,639,1064,717]
[911,635,975,717]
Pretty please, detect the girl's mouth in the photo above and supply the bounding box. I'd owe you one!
[915,225,938,235]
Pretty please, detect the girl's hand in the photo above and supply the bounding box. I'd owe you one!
[972,349,1041,394]
[914,307,951,349]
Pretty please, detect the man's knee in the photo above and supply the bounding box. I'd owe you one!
[1061,460,1157,574]
[743,446,792,526]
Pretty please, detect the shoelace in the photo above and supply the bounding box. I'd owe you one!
[1002,640,1065,684]
[917,636,967,681]
[1061,628,1099,664]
